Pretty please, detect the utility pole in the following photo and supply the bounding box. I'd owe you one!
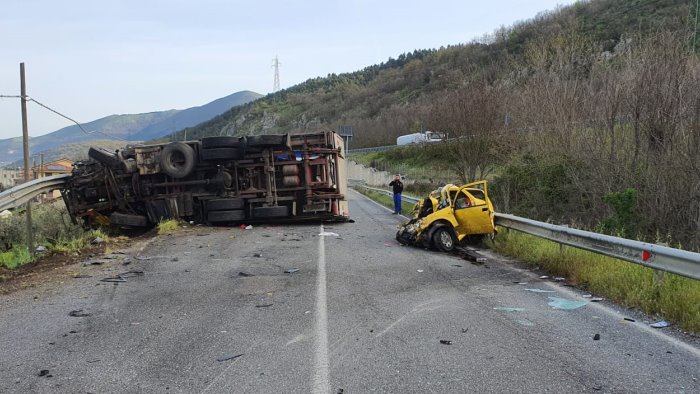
[20,62,33,253]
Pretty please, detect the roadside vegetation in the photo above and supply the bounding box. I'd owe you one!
[355,188,700,333]
[156,219,180,235]
[0,202,108,270]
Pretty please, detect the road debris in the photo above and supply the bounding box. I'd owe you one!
[461,328,468,333]
[171,257,179,262]
[68,309,91,317]
[253,253,263,258]
[593,333,601,340]
[319,232,340,237]
[623,317,636,322]
[255,304,273,308]
[439,340,452,345]
[547,297,587,310]
[416,269,424,273]
[553,277,566,282]
[83,261,104,266]
[452,264,463,268]
[494,307,525,312]
[525,288,555,293]
[216,353,244,362]
[91,237,105,244]
[238,272,255,277]
[38,370,52,377]
[100,270,144,283]
[650,320,670,328]
[539,275,549,279]
[516,319,534,326]
[284,268,299,274]
[72,274,92,279]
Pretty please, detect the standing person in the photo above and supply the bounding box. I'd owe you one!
[389,174,404,215]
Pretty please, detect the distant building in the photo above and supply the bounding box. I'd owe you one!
[31,158,73,200]
[0,169,20,189]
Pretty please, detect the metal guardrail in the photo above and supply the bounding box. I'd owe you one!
[355,185,700,280]
[347,145,398,155]
[0,174,70,211]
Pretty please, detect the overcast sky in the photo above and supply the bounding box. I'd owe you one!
[0,0,576,140]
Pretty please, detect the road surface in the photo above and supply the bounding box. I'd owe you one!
[0,190,698,393]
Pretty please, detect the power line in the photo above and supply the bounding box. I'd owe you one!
[1,94,128,141]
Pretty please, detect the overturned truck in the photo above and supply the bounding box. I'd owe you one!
[62,131,349,228]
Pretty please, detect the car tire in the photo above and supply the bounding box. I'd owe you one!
[207,209,245,223]
[88,147,121,168]
[201,147,244,161]
[252,206,289,218]
[432,226,456,252]
[207,198,245,211]
[160,142,196,178]
[201,136,244,149]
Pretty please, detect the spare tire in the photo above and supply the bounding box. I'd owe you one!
[252,206,290,218]
[208,210,245,223]
[201,147,244,161]
[88,147,121,168]
[201,136,244,149]
[160,142,196,178]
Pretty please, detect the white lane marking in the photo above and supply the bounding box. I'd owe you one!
[312,224,330,393]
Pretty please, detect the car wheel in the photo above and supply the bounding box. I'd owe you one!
[160,142,196,178]
[207,210,245,223]
[432,226,456,252]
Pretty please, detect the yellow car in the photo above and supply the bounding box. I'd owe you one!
[395,180,496,252]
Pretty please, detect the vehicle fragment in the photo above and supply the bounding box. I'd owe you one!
[255,304,273,308]
[68,309,91,317]
[516,319,534,326]
[547,297,587,310]
[623,317,636,322]
[439,340,452,345]
[593,333,601,340]
[38,369,52,377]
[650,320,670,328]
[238,272,255,277]
[284,268,299,274]
[494,307,526,312]
[62,131,350,229]
[395,181,495,252]
[525,288,555,293]
[216,353,244,362]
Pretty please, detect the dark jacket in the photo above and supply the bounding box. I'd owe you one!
[389,179,404,194]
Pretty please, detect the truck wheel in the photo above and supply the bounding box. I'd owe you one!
[160,142,196,178]
[246,134,290,149]
[88,147,121,168]
[201,136,244,149]
[201,148,244,161]
[208,210,245,223]
[432,226,456,252]
[252,206,289,218]
[207,198,244,211]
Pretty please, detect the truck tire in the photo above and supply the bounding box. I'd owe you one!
[201,136,244,149]
[160,142,196,178]
[201,148,244,161]
[207,198,244,211]
[432,226,456,252]
[246,134,290,149]
[208,209,245,223]
[88,147,121,168]
[110,212,149,227]
[252,206,290,218]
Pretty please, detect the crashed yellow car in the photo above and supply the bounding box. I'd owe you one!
[396,180,496,251]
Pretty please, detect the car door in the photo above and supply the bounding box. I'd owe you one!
[453,182,494,236]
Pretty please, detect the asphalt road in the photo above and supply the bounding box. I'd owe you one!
[0,190,698,393]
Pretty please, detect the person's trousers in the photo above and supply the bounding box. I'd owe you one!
[393,193,402,214]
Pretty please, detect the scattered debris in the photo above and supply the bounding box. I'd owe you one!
[439,340,452,345]
[592,385,602,391]
[516,319,534,327]
[238,272,255,277]
[593,333,601,340]
[451,264,463,268]
[253,253,263,258]
[623,317,636,322]
[100,270,144,283]
[35,245,47,253]
[319,232,340,237]
[582,294,592,298]
[171,257,179,262]
[91,237,105,244]
[461,328,468,333]
[255,304,273,308]
[416,269,424,273]
[284,268,299,274]
[553,277,566,282]
[68,309,91,317]
[539,275,549,279]
[494,307,525,312]
[525,288,555,293]
[547,297,587,310]
[216,353,244,362]
[72,274,92,279]
[590,297,604,302]
[38,370,52,377]
[650,320,670,328]
[83,261,103,266]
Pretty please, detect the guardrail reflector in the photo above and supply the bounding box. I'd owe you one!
[642,250,651,261]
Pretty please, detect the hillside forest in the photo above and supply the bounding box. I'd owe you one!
[169,0,699,249]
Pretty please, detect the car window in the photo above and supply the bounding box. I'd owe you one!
[454,194,471,209]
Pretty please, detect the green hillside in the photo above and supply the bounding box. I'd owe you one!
[172,0,699,251]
